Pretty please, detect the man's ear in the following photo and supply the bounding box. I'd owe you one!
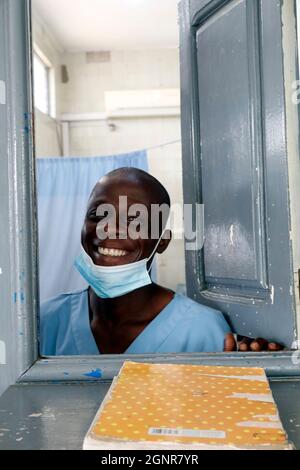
[156,230,172,254]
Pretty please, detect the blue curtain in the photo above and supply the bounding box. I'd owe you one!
[37,151,148,303]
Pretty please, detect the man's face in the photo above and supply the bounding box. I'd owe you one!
[81,176,161,267]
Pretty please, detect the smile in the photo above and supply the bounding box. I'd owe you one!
[98,247,129,257]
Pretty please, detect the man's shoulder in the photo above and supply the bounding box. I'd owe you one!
[157,294,231,353]
[40,288,88,320]
[173,294,231,331]
[174,293,223,318]
[40,288,88,356]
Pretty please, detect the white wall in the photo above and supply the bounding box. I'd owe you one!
[60,49,180,112]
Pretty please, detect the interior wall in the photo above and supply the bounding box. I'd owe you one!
[60,49,180,112]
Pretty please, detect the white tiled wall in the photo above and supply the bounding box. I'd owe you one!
[60,49,180,113]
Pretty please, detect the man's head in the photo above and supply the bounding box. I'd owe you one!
[81,167,172,267]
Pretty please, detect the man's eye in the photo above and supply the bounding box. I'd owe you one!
[88,211,108,221]
[127,215,137,223]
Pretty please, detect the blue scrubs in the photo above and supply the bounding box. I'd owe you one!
[40,289,231,356]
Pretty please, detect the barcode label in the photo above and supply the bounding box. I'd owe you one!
[148,428,226,439]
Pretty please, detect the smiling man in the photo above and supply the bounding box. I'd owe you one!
[40,167,282,356]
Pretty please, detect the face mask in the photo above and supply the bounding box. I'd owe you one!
[74,235,164,299]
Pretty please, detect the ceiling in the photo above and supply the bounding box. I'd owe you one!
[32,0,180,52]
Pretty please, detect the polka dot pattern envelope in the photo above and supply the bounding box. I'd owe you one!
[83,361,293,450]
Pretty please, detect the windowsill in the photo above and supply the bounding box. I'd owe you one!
[0,378,299,449]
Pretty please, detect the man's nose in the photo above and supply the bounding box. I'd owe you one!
[96,222,128,239]
[108,226,127,239]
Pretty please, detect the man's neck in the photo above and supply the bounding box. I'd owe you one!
[88,283,165,326]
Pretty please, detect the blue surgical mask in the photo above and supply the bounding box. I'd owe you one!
[74,236,164,299]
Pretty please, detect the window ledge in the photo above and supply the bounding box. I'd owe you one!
[18,351,300,384]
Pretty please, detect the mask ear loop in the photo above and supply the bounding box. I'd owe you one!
[147,235,163,272]
[147,216,170,272]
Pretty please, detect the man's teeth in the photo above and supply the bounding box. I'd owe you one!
[98,247,128,257]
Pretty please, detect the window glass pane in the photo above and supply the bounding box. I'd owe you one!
[32,0,188,357]
[30,0,292,357]
[33,53,49,115]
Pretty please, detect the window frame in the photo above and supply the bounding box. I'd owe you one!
[33,44,55,118]
[1,0,300,395]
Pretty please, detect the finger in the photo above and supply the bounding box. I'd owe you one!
[238,337,252,352]
[224,333,237,352]
[250,338,268,352]
[268,342,284,352]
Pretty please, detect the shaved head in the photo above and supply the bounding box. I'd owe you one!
[92,167,171,208]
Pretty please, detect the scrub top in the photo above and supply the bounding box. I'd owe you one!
[40,289,231,356]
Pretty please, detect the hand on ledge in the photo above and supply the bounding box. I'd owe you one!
[224,333,284,352]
